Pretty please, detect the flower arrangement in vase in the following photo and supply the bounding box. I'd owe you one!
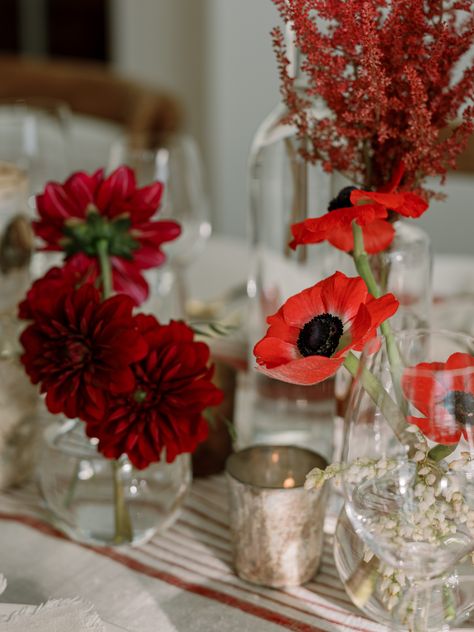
[18,166,223,546]
[256,2,474,627]
[270,0,474,329]
[253,172,474,629]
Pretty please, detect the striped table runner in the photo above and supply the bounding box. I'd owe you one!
[0,476,471,631]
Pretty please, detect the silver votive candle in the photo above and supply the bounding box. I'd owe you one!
[226,445,328,587]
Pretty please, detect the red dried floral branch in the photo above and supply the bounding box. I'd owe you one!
[272,0,474,193]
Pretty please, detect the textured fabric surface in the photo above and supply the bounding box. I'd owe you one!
[0,476,471,632]
[0,598,104,631]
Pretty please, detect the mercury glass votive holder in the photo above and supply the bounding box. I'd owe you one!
[226,445,328,587]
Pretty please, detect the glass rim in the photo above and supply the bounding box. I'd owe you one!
[361,328,474,377]
[225,445,327,490]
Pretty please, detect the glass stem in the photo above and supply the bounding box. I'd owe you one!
[96,237,133,544]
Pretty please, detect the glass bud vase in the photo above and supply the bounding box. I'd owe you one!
[246,25,335,457]
[334,506,474,630]
[39,420,191,546]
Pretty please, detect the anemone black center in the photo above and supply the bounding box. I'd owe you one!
[328,186,357,212]
[297,313,343,358]
[444,390,474,427]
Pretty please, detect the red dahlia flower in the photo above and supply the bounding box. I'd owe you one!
[290,165,428,254]
[402,353,474,445]
[254,271,399,385]
[20,283,147,420]
[84,315,224,469]
[34,166,181,305]
[18,254,97,320]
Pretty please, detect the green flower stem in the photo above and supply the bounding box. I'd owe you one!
[96,237,133,544]
[351,222,407,415]
[96,238,113,299]
[343,352,408,444]
[112,460,133,545]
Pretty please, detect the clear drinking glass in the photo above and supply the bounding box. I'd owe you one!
[0,98,70,198]
[39,420,192,546]
[340,329,474,630]
[246,36,335,454]
[108,133,211,319]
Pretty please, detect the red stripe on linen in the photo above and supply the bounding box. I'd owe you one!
[143,541,374,631]
[0,511,327,632]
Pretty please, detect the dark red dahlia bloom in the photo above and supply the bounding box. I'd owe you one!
[20,283,148,420]
[254,271,399,385]
[18,254,98,320]
[402,353,474,445]
[34,166,181,305]
[290,165,428,254]
[84,315,224,469]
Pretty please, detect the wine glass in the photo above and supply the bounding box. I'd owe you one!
[340,329,474,630]
[0,98,70,199]
[108,132,212,318]
[0,98,71,282]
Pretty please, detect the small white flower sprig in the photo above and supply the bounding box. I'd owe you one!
[310,427,474,619]
[304,456,398,490]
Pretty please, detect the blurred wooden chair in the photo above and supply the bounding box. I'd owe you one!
[456,134,474,174]
[0,55,182,136]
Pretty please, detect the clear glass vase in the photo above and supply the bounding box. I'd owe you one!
[39,420,191,546]
[337,329,474,631]
[334,505,474,630]
[246,26,335,457]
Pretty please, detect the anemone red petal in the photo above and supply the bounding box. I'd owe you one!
[445,353,474,393]
[321,272,368,322]
[254,337,299,368]
[360,219,395,253]
[402,363,447,417]
[282,283,324,327]
[407,415,462,445]
[256,354,344,385]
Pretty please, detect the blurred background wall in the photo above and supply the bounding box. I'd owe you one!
[0,0,472,254]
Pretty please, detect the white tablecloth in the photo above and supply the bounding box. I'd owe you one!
[1,475,473,632]
[0,476,404,632]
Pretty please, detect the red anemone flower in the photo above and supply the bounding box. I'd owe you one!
[290,164,428,254]
[402,353,474,445]
[20,283,148,420]
[253,271,399,385]
[34,166,181,305]
[84,315,224,469]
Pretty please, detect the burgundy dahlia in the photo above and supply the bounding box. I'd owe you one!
[84,315,224,469]
[34,166,181,305]
[20,283,148,420]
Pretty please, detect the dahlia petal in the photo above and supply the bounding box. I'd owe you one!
[407,416,462,445]
[129,182,164,216]
[111,257,149,305]
[256,354,343,385]
[96,166,136,215]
